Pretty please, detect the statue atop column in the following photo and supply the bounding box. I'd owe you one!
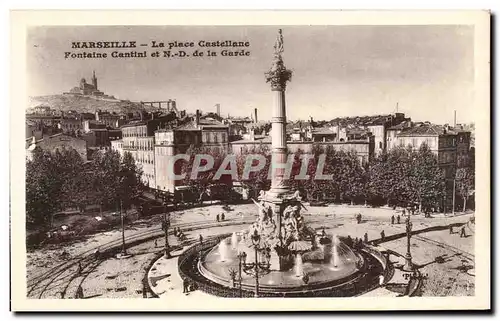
[266,29,292,91]
[274,29,284,58]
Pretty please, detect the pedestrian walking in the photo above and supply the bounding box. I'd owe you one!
[183,278,189,293]
[199,234,203,245]
[460,226,467,238]
[77,261,83,275]
[154,239,158,248]
[216,214,220,222]
[221,212,225,221]
[391,215,395,225]
[402,209,406,216]
[380,230,385,241]
[397,215,401,224]
[449,225,454,234]
[94,248,100,260]
[364,232,368,243]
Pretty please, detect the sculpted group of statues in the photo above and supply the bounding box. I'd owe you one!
[244,188,313,253]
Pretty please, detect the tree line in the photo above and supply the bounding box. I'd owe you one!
[178,143,474,213]
[26,147,143,227]
[26,142,475,228]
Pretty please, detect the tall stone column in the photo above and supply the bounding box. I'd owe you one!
[262,29,294,271]
[265,29,292,198]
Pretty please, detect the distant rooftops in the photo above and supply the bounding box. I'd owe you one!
[330,113,406,126]
[396,123,464,137]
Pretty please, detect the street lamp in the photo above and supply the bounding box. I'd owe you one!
[403,215,414,271]
[161,192,171,259]
[240,230,271,297]
[117,165,131,259]
[236,251,247,297]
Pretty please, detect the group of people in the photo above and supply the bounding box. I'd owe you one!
[390,214,402,225]
[173,227,187,241]
[344,235,365,250]
[216,212,226,222]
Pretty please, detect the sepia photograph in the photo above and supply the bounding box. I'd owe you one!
[10,10,490,311]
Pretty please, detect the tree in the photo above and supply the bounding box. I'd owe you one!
[91,149,121,212]
[236,144,272,196]
[118,151,144,209]
[26,146,89,227]
[26,148,62,226]
[59,148,89,212]
[338,151,367,205]
[367,145,445,210]
[409,144,445,212]
[456,167,474,212]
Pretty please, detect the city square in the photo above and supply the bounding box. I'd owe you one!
[21,21,482,307]
[26,203,474,299]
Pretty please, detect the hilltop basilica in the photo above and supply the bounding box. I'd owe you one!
[67,71,106,97]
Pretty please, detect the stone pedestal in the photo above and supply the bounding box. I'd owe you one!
[259,191,301,271]
[403,252,414,271]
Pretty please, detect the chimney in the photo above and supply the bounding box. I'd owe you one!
[453,110,457,128]
[151,112,154,120]
[95,110,99,121]
[216,104,221,117]
[195,109,200,128]
[167,99,171,111]
[254,108,258,123]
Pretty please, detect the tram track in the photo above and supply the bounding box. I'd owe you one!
[27,212,471,299]
[27,219,257,298]
[26,215,345,298]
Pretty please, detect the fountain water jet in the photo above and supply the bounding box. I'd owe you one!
[231,232,238,250]
[295,253,304,277]
[218,240,229,262]
[330,235,340,270]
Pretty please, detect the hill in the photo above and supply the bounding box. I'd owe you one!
[29,95,157,114]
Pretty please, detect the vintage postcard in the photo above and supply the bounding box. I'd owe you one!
[10,10,490,311]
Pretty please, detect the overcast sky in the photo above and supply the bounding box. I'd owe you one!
[27,25,474,124]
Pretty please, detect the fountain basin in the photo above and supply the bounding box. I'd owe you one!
[198,236,363,293]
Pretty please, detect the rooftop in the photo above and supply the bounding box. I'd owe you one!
[397,123,458,137]
[175,118,228,131]
[330,113,405,126]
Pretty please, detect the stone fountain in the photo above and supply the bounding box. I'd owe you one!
[174,29,388,297]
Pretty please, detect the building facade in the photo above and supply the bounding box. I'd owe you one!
[121,114,178,189]
[154,112,230,193]
[26,133,87,161]
[395,123,472,211]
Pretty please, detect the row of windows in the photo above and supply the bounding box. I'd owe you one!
[123,126,148,137]
[138,157,154,164]
[155,147,174,156]
[202,132,227,143]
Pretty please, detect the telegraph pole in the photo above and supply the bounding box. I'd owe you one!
[452,176,456,216]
